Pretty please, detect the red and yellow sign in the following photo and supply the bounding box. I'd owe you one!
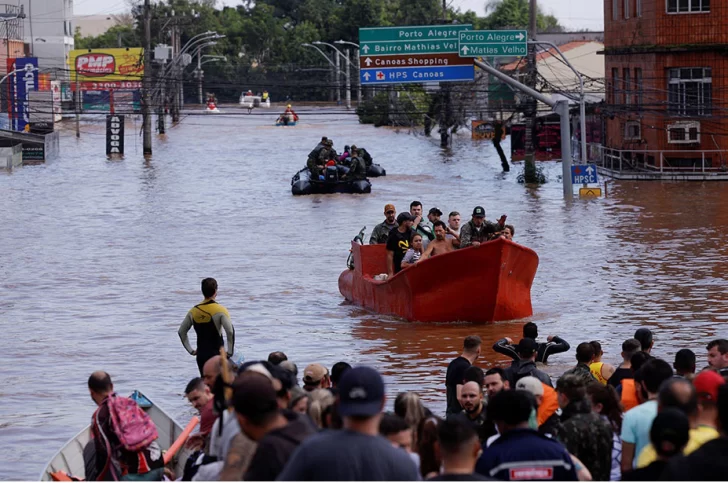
[472,120,506,140]
[68,48,144,83]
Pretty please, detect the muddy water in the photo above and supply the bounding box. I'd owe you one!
[1,108,727,479]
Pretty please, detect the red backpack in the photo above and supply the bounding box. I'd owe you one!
[106,394,158,451]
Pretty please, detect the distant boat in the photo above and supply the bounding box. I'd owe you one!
[291,167,371,195]
[339,237,539,323]
[40,390,195,481]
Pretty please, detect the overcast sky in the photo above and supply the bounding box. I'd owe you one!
[75,0,604,31]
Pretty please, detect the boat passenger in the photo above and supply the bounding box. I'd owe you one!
[179,277,235,376]
[307,141,331,180]
[184,377,216,450]
[421,221,456,260]
[447,211,461,235]
[459,206,506,248]
[338,145,351,163]
[369,203,398,245]
[342,148,366,180]
[386,212,416,276]
[589,340,617,385]
[493,322,571,364]
[358,147,374,167]
[499,224,515,240]
[410,201,434,248]
[401,233,424,269]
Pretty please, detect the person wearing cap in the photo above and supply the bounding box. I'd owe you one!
[503,338,553,387]
[623,409,690,481]
[458,380,497,443]
[634,328,654,353]
[493,321,571,365]
[277,366,419,481]
[517,375,560,436]
[553,374,614,482]
[307,136,328,164]
[302,363,330,392]
[342,146,366,181]
[232,371,316,481]
[386,212,416,277]
[459,206,506,249]
[369,204,398,244]
[561,342,598,385]
[673,348,696,380]
[706,339,728,376]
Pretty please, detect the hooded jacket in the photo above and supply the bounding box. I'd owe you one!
[504,359,553,387]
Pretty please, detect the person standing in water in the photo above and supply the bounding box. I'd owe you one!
[179,278,235,375]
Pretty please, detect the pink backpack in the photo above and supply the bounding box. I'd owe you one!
[106,394,158,452]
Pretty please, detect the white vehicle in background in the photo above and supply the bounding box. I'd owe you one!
[239,91,271,111]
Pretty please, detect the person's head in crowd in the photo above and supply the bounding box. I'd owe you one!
[488,390,536,434]
[517,338,539,362]
[650,408,690,460]
[471,206,486,227]
[484,367,510,398]
[279,360,298,382]
[516,376,545,407]
[88,371,113,405]
[448,211,461,231]
[410,233,424,254]
[417,416,442,479]
[331,361,352,388]
[635,358,674,402]
[634,328,654,353]
[267,351,288,365]
[459,381,484,416]
[556,374,587,409]
[321,401,343,430]
[464,366,485,388]
[673,349,696,379]
[437,416,482,476]
[394,391,426,431]
[185,377,212,411]
[269,362,297,409]
[575,342,595,365]
[621,338,642,364]
[202,355,222,391]
[410,201,423,219]
[503,224,515,240]
[590,341,604,362]
[694,370,726,428]
[307,388,335,428]
[433,220,448,240]
[523,322,538,340]
[302,363,330,391]
[586,383,623,432]
[232,371,282,442]
[459,335,482,365]
[289,388,309,414]
[631,350,652,375]
[706,339,728,370]
[428,207,443,224]
[383,204,396,225]
[658,378,698,420]
[396,212,414,229]
[379,413,414,453]
[337,366,386,432]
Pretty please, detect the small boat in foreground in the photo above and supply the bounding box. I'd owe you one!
[40,391,194,481]
[291,167,371,195]
[338,237,539,323]
[276,120,297,126]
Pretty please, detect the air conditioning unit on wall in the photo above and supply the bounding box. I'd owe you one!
[667,121,700,144]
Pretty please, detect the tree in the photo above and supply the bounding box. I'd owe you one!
[484,0,564,31]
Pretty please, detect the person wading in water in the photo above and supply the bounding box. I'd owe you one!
[179,277,235,375]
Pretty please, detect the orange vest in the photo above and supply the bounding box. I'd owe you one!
[621,378,640,412]
[538,383,559,426]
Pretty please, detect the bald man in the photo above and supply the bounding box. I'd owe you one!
[203,355,223,391]
[459,380,497,443]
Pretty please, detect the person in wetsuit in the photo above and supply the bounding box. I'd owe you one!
[179,277,236,375]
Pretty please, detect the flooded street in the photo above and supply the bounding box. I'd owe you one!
[2,108,728,479]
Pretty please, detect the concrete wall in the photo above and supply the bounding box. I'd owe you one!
[0,144,23,170]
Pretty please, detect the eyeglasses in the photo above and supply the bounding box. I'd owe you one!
[386,211,395,215]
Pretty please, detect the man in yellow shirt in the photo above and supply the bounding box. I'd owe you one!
[636,370,724,468]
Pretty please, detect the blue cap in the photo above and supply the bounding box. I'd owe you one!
[337,366,385,417]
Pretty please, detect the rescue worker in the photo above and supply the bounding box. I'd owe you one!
[283,104,299,123]
[343,147,366,181]
[459,206,506,248]
[179,277,235,376]
[262,91,269,102]
[370,204,398,245]
[358,147,374,167]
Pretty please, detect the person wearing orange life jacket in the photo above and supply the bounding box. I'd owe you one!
[283,104,298,123]
[515,376,560,437]
[589,340,616,385]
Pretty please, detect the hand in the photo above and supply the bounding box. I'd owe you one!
[547,335,554,342]
[184,433,206,451]
[472,241,480,247]
[505,337,513,344]
[191,350,197,356]
[499,215,507,224]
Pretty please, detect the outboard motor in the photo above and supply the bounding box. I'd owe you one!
[325,165,339,182]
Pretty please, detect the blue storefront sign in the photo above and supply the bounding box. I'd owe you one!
[8,57,39,132]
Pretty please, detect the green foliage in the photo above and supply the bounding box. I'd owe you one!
[74,24,140,50]
[483,0,564,32]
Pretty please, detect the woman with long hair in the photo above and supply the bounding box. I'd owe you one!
[587,382,624,481]
[394,392,427,435]
[416,416,442,479]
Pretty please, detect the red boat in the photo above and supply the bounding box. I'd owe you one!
[338,237,539,323]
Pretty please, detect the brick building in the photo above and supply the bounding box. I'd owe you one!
[603,0,728,170]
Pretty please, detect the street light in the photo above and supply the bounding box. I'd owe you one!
[193,44,220,105]
[335,40,362,105]
[313,41,352,109]
[302,43,345,105]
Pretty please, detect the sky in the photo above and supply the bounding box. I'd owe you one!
[74,0,604,31]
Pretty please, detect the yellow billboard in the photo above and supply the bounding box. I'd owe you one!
[68,48,144,90]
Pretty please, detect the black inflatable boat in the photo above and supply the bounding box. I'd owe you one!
[291,166,372,195]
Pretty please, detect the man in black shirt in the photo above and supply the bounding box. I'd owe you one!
[386,212,415,276]
[429,417,493,481]
[607,338,641,388]
[459,381,497,443]
[446,335,482,415]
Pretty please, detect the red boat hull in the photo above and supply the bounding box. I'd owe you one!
[338,237,539,323]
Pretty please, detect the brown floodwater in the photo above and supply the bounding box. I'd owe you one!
[1,108,727,479]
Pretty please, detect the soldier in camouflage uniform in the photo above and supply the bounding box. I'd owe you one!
[344,147,367,181]
[459,206,506,248]
[369,204,398,244]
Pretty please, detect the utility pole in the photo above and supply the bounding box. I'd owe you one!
[439,0,452,148]
[344,49,351,109]
[142,0,152,156]
[335,51,341,104]
[197,51,203,105]
[158,79,165,134]
[523,0,538,181]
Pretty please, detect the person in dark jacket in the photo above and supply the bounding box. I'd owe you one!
[661,383,728,480]
[233,371,317,481]
[493,322,570,364]
[503,338,553,387]
[459,206,506,248]
[622,409,689,481]
[430,416,494,481]
[475,390,577,481]
[552,375,613,481]
[561,342,598,385]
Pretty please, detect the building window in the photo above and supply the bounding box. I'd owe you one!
[667,0,710,13]
[668,67,712,116]
[624,0,630,18]
[624,121,641,140]
[634,68,643,109]
[667,122,700,143]
[624,68,631,106]
[611,67,619,105]
[613,0,619,19]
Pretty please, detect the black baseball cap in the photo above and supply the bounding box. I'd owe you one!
[428,207,443,216]
[517,338,538,355]
[337,366,385,417]
[396,212,414,224]
[472,206,485,217]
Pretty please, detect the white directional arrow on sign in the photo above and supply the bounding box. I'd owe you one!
[586,166,594,175]
[516,32,525,41]
[461,45,469,55]
[362,45,370,53]
[364,57,373,66]
[363,72,371,81]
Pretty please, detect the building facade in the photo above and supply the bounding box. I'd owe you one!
[604,0,727,169]
[19,0,74,78]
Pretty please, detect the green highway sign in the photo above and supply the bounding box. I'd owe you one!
[458,30,527,57]
[359,25,472,56]
[360,40,460,56]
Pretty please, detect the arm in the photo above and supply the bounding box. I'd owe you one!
[602,363,617,381]
[368,225,379,245]
[420,241,435,260]
[178,313,195,355]
[386,250,394,277]
[541,336,570,362]
[447,226,460,240]
[621,443,636,474]
[620,411,636,473]
[218,313,235,356]
[492,338,519,361]
[460,225,472,248]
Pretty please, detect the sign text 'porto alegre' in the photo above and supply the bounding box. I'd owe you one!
[458,30,527,57]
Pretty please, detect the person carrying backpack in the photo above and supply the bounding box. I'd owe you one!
[87,371,163,481]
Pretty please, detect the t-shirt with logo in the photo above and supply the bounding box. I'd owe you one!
[386,228,414,273]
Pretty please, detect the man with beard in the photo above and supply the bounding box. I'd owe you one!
[459,206,506,248]
[421,221,457,260]
[369,204,398,245]
[458,381,497,443]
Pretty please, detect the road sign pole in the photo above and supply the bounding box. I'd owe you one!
[556,100,574,197]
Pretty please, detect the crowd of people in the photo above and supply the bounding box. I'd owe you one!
[368,201,514,277]
[306,136,373,182]
[81,278,728,481]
